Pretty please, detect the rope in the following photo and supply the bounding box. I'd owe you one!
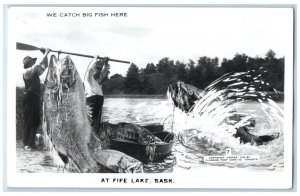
[57,50,61,60]
[84,57,96,82]
[162,103,176,143]
[171,104,175,133]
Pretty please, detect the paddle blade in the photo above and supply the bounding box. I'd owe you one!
[16,42,40,51]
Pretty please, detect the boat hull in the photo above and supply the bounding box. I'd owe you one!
[110,131,175,163]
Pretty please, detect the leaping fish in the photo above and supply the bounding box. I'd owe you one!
[168,80,279,146]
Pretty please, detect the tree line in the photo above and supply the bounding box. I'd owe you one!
[102,50,284,95]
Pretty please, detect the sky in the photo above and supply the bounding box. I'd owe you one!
[7,7,293,86]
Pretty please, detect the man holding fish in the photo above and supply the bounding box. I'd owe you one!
[84,55,110,128]
[22,48,51,150]
[22,49,110,150]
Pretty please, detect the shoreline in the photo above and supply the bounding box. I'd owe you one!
[104,94,167,99]
[16,87,284,100]
[103,92,284,101]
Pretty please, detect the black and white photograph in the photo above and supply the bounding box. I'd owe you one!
[4,4,294,189]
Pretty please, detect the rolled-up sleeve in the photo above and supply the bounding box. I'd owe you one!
[23,64,46,79]
[23,66,36,80]
[97,65,109,84]
[36,64,46,76]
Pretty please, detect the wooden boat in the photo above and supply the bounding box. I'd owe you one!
[106,123,175,163]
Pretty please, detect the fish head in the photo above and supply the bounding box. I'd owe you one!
[168,81,182,109]
[46,55,59,86]
[117,156,143,173]
[46,55,77,88]
[59,55,76,87]
[168,81,203,112]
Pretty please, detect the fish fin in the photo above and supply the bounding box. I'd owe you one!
[88,131,102,152]
[57,151,69,164]
[258,133,280,144]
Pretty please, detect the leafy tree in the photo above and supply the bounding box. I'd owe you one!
[144,63,157,74]
[125,63,141,93]
[174,61,188,83]
[194,56,219,88]
[232,53,249,72]
[103,49,284,95]
[186,60,197,85]
[156,57,175,79]
[247,56,265,70]
[221,53,248,73]
[110,74,123,79]
[262,55,284,91]
[266,49,276,59]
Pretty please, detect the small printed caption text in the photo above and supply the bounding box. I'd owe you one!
[46,13,128,18]
[100,178,174,184]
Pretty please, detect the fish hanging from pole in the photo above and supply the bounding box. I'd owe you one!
[42,54,143,173]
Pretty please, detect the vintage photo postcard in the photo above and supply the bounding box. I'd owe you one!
[4,4,295,189]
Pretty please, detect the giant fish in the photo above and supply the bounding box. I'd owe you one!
[42,55,143,173]
[168,81,279,146]
[168,81,204,112]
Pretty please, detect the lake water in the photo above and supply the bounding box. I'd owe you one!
[16,97,284,173]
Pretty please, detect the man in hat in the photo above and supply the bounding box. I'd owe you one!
[84,56,110,130]
[23,48,51,150]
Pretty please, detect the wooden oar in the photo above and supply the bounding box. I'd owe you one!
[16,42,131,64]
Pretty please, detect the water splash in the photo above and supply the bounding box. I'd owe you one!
[165,71,284,170]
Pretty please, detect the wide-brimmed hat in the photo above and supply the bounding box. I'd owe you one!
[23,56,37,68]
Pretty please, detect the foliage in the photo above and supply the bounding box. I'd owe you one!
[124,63,141,94]
[103,50,284,95]
[110,74,123,79]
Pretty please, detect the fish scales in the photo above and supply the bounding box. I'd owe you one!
[43,55,143,173]
[43,55,99,172]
